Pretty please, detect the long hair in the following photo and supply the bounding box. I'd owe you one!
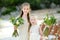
[20,2,31,40]
[27,13,31,32]
[20,11,31,32]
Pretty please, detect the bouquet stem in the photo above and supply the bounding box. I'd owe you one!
[12,26,19,37]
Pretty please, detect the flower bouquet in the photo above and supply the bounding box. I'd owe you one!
[43,14,56,36]
[44,14,56,26]
[10,16,24,37]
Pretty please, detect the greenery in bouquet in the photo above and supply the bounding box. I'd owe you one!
[44,14,56,26]
[10,16,24,37]
[43,14,57,36]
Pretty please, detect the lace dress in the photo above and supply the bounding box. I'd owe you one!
[30,24,40,40]
[18,16,29,40]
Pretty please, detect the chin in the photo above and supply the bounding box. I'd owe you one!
[24,11,28,13]
[32,22,35,24]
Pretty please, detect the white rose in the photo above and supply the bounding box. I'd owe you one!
[16,20,19,25]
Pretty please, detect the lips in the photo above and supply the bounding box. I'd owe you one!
[32,22,34,23]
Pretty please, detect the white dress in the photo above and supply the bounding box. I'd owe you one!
[30,24,41,40]
[18,16,29,40]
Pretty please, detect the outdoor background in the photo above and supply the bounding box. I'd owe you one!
[0,0,60,40]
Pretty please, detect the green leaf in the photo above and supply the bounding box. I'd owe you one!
[44,14,56,26]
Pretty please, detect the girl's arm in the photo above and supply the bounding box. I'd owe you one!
[39,25,43,36]
[39,24,44,40]
[39,23,45,36]
[40,23,45,35]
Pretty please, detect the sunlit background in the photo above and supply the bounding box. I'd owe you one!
[0,0,60,40]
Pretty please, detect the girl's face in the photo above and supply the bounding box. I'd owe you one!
[30,16,37,25]
[22,5,30,14]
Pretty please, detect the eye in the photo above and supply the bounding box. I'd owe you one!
[27,8,29,10]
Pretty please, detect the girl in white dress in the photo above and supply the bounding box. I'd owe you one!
[14,2,31,40]
[0,2,32,40]
[30,16,43,40]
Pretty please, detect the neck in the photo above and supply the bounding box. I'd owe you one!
[23,13,27,17]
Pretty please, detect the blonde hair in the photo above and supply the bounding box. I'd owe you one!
[20,2,31,10]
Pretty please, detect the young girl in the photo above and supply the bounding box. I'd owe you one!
[30,16,43,40]
[14,2,31,40]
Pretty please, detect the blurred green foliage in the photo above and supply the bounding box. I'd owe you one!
[0,0,20,7]
[0,0,60,15]
[0,0,60,9]
[1,6,17,15]
[57,10,60,13]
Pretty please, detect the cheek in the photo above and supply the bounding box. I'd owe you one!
[25,10,29,13]
[23,10,29,13]
[22,8,25,12]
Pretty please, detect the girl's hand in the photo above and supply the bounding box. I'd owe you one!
[14,25,17,30]
[40,36,43,40]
